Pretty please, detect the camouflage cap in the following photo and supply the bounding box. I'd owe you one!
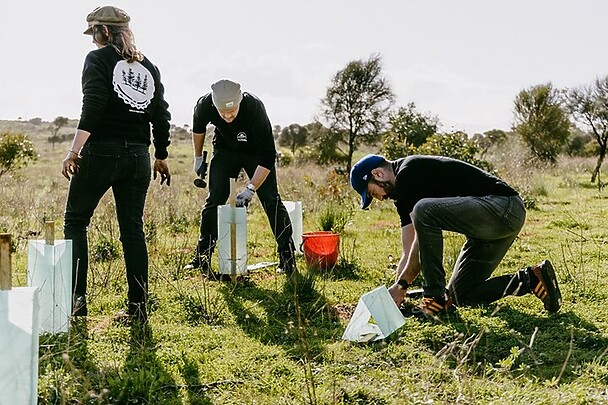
[84,5,130,35]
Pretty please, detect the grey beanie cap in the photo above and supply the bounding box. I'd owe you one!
[211,79,243,111]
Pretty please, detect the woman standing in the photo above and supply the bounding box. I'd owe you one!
[62,5,171,324]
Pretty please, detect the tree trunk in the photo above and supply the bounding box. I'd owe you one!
[591,147,606,183]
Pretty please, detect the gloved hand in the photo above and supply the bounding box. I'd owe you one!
[235,186,255,207]
[194,155,207,177]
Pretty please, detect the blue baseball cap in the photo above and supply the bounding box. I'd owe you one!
[350,154,385,209]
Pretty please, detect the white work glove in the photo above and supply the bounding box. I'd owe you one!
[194,155,204,175]
[235,185,255,207]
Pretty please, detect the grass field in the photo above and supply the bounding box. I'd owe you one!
[1,131,608,404]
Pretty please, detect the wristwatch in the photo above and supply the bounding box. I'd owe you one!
[396,279,409,290]
[246,183,256,192]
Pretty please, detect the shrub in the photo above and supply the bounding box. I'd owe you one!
[91,238,121,262]
[0,131,37,178]
[414,131,494,173]
[318,202,353,233]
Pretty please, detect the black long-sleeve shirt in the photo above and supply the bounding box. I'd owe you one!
[192,92,276,170]
[77,45,171,159]
[393,155,519,226]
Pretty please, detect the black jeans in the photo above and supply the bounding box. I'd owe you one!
[410,195,527,305]
[197,148,294,260]
[64,139,151,305]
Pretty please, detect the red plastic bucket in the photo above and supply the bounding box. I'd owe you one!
[301,231,340,270]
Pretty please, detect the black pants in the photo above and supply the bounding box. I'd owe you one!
[197,149,294,260]
[64,139,150,305]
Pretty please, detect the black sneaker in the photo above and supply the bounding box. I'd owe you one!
[530,260,562,313]
[278,251,297,275]
[413,294,455,317]
[72,295,87,317]
[115,302,147,325]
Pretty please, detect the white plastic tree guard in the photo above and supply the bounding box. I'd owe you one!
[283,201,303,253]
[0,233,40,405]
[217,179,247,279]
[27,221,72,334]
[217,204,248,276]
[342,285,406,343]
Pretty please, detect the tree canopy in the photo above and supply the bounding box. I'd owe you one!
[320,53,395,172]
[512,83,571,163]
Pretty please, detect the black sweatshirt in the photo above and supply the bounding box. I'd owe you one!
[192,92,276,170]
[393,155,519,226]
[77,45,171,159]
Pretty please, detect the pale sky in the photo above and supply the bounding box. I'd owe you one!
[1,0,607,134]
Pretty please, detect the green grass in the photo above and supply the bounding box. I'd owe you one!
[1,133,608,404]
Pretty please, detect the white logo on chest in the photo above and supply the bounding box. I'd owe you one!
[113,60,155,110]
[237,132,247,142]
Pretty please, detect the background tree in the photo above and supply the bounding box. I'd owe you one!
[47,116,70,149]
[512,83,571,163]
[272,125,282,140]
[565,76,608,183]
[51,116,69,137]
[169,124,191,142]
[320,53,395,172]
[415,131,494,173]
[0,131,37,178]
[278,123,308,156]
[564,127,595,158]
[300,122,346,166]
[382,102,439,159]
[471,129,508,156]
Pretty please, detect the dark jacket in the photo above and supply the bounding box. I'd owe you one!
[77,45,171,159]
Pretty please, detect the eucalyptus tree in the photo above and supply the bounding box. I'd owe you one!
[320,53,395,172]
[513,83,570,163]
[565,76,608,183]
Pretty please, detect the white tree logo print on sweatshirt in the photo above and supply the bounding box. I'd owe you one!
[113,60,155,109]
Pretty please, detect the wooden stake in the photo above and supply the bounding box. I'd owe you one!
[45,220,55,245]
[229,179,237,283]
[0,233,11,291]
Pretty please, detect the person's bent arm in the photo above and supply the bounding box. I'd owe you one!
[388,224,422,306]
[192,131,205,157]
[248,165,270,190]
[395,224,421,284]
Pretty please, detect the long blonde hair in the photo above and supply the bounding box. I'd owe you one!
[92,25,143,63]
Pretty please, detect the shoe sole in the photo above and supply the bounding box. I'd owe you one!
[533,260,562,313]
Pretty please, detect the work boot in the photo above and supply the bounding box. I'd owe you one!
[529,259,562,313]
[72,295,87,317]
[278,250,297,275]
[184,239,214,272]
[183,253,210,273]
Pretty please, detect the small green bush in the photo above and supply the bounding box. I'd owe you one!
[0,131,37,178]
[318,203,353,233]
[91,238,120,262]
